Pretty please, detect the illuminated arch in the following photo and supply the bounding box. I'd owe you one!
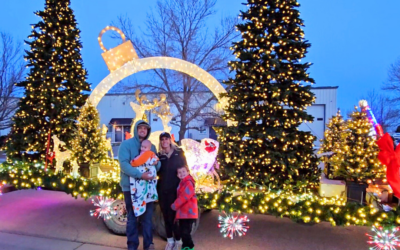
[89,57,229,114]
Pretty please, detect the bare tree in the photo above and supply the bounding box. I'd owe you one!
[363,89,400,132]
[112,0,238,140]
[0,32,24,131]
[383,57,400,101]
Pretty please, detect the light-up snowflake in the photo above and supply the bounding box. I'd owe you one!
[367,226,400,250]
[90,196,115,220]
[218,212,250,240]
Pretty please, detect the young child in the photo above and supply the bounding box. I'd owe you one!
[129,139,159,217]
[171,165,198,250]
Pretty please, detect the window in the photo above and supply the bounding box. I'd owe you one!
[115,126,123,142]
[199,126,207,135]
[124,126,131,139]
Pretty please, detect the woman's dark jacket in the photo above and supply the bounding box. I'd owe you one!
[157,149,188,194]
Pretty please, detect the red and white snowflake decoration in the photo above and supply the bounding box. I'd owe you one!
[90,196,115,220]
[218,212,250,240]
[367,225,400,250]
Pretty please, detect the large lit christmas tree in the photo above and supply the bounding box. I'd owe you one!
[6,0,90,161]
[333,107,385,183]
[218,0,319,191]
[318,110,347,179]
[71,102,107,164]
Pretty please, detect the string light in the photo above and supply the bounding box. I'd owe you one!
[89,56,231,125]
[70,102,108,170]
[5,0,91,162]
[216,0,319,191]
[321,107,385,182]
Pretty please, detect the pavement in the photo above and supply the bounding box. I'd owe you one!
[0,189,371,250]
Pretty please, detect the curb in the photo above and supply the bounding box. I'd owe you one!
[0,184,16,194]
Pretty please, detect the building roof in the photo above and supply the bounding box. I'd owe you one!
[204,118,227,127]
[109,118,133,126]
[310,86,338,89]
[103,86,339,96]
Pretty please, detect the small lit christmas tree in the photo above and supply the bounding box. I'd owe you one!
[217,0,319,191]
[318,110,347,179]
[6,0,90,161]
[71,102,107,164]
[333,107,385,183]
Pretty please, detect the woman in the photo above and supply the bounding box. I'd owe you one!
[157,132,188,250]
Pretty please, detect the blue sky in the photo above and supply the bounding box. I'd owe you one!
[1,0,400,112]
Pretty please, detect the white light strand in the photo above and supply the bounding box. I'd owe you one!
[88,57,231,125]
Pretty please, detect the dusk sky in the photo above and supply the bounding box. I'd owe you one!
[1,0,400,112]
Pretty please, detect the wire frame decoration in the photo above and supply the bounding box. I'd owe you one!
[98,26,139,72]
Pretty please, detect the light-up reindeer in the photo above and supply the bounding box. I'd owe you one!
[52,135,79,176]
[101,124,114,160]
[149,98,173,147]
[129,90,170,144]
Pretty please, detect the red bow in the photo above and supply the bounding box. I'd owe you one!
[204,140,216,153]
[377,133,400,198]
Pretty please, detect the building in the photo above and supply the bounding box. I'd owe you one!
[97,86,338,148]
[0,87,337,149]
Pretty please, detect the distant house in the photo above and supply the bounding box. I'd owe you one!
[96,87,338,147]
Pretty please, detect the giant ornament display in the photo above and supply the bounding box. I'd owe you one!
[88,26,232,126]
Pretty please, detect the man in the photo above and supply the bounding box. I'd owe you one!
[119,120,161,250]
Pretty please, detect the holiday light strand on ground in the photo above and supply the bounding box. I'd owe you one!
[90,196,115,220]
[2,161,400,227]
[367,226,400,250]
[218,212,250,239]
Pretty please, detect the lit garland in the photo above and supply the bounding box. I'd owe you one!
[218,212,250,239]
[0,161,123,200]
[367,226,400,250]
[198,187,400,227]
[90,196,115,220]
[2,161,400,227]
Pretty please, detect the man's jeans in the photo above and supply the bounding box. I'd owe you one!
[124,191,154,250]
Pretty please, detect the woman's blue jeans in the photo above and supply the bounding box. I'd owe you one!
[124,191,154,250]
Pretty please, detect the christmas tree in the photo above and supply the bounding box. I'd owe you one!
[71,102,107,164]
[217,0,319,191]
[333,107,385,183]
[6,0,90,161]
[318,110,347,179]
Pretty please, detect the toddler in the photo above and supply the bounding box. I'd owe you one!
[129,139,159,216]
[171,165,198,250]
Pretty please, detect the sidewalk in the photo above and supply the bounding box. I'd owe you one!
[0,189,371,250]
[0,232,124,250]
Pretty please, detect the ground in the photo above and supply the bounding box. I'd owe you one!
[0,189,371,250]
